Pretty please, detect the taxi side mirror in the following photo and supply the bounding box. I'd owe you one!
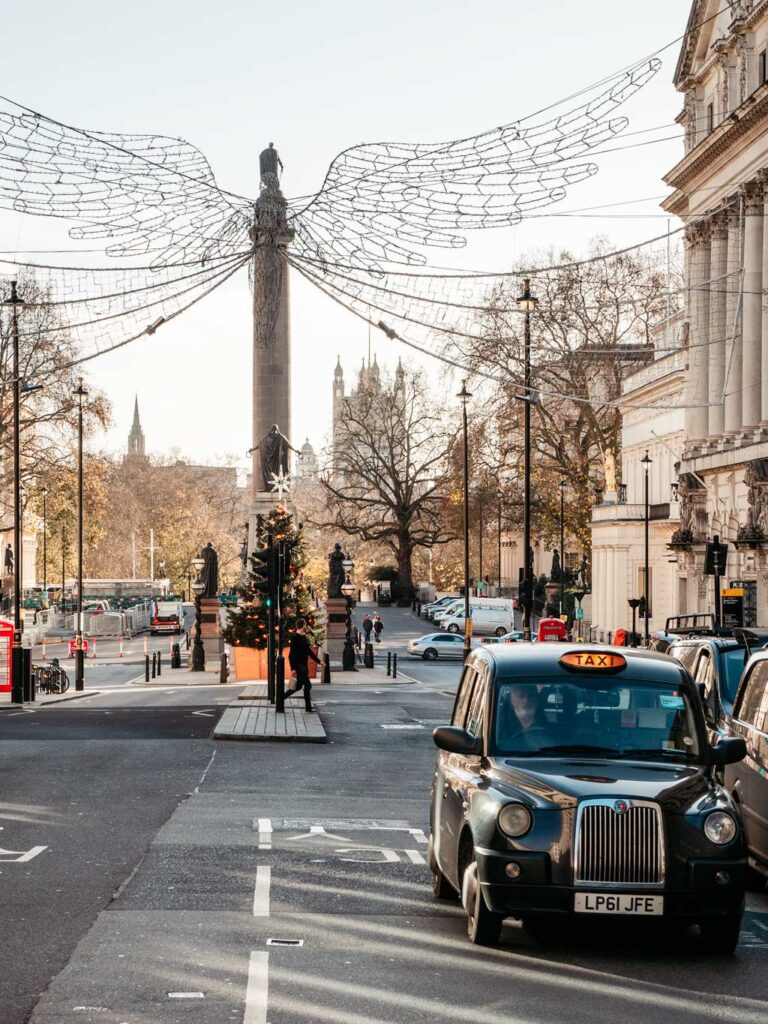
[710,736,747,766]
[433,726,482,756]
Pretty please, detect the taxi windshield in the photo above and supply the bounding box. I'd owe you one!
[493,677,702,761]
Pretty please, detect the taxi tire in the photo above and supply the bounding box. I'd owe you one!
[699,905,743,955]
[494,627,507,637]
[447,624,460,634]
[463,855,503,946]
[423,648,438,660]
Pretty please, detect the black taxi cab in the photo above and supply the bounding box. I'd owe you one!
[428,644,748,951]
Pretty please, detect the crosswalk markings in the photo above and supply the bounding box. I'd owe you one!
[253,865,271,917]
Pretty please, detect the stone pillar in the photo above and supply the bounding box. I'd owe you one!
[742,181,763,431]
[761,173,768,425]
[708,211,728,438]
[724,203,743,435]
[685,223,710,444]
[252,238,292,487]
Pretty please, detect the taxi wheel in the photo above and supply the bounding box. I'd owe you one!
[447,624,460,634]
[494,627,507,637]
[423,648,438,660]
[699,905,743,955]
[463,855,503,946]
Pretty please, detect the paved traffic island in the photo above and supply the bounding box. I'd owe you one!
[214,700,327,742]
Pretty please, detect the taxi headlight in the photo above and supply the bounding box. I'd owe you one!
[704,811,737,845]
[498,803,532,838]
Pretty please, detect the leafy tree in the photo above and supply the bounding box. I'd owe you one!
[318,369,454,598]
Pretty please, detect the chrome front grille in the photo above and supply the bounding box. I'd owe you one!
[574,799,664,888]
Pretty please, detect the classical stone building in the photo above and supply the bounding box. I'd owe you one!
[591,316,686,637]
[660,0,768,627]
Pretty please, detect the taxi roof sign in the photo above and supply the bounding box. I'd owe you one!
[559,651,627,671]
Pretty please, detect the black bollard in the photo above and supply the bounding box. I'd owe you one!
[275,655,285,714]
[220,652,228,684]
[387,651,392,676]
[364,642,374,668]
[151,651,157,679]
[393,653,398,678]
[171,642,181,669]
[322,651,331,685]
[145,653,150,682]
[157,652,162,676]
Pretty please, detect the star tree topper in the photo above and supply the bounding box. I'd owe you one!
[269,470,292,500]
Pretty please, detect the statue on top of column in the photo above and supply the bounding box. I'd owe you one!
[259,143,283,190]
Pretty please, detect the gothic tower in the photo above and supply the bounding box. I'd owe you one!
[126,395,146,458]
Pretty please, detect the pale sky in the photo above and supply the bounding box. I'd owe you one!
[0,0,691,469]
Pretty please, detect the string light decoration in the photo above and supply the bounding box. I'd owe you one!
[0,58,662,370]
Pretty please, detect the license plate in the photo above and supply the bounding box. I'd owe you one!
[574,893,663,916]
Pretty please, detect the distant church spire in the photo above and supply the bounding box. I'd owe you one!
[127,395,146,458]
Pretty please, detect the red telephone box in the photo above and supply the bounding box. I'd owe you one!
[0,618,13,692]
[537,616,567,643]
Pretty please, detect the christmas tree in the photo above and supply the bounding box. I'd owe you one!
[223,505,320,649]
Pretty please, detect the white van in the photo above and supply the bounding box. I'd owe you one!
[437,599,514,637]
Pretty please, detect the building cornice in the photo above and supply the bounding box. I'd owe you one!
[662,81,768,215]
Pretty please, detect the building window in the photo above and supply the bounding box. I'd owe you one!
[638,567,653,617]
[760,50,767,86]
[707,102,714,134]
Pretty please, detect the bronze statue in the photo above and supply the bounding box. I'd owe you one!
[254,424,298,492]
[259,143,283,186]
[327,542,347,599]
[4,543,12,576]
[200,541,219,599]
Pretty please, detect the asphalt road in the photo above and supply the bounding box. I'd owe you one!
[1,605,767,1023]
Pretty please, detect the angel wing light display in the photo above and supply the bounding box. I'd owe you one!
[0,59,659,366]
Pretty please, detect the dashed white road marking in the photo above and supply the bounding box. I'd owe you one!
[403,849,427,865]
[253,865,271,917]
[255,817,272,849]
[244,951,269,1024]
[168,991,204,999]
[408,828,428,844]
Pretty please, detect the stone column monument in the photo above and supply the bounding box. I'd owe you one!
[248,144,296,553]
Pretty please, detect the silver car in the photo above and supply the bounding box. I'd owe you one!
[407,633,467,660]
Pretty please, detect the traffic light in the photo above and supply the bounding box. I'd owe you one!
[252,543,277,606]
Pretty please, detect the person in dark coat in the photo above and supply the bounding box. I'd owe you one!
[286,618,320,711]
[362,614,373,643]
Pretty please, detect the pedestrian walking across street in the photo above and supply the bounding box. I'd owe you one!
[362,613,373,643]
[373,613,384,643]
[285,618,320,712]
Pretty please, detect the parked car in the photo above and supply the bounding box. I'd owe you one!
[440,605,513,637]
[725,648,768,888]
[667,619,768,732]
[482,631,525,644]
[407,633,468,659]
[428,643,747,951]
[423,595,459,620]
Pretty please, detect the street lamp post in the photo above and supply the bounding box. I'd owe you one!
[41,485,48,598]
[341,557,357,671]
[641,451,653,645]
[559,479,566,617]
[516,278,539,642]
[73,379,88,692]
[7,281,25,703]
[190,556,206,671]
[497,489,503,595]
[457,381,472,662]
